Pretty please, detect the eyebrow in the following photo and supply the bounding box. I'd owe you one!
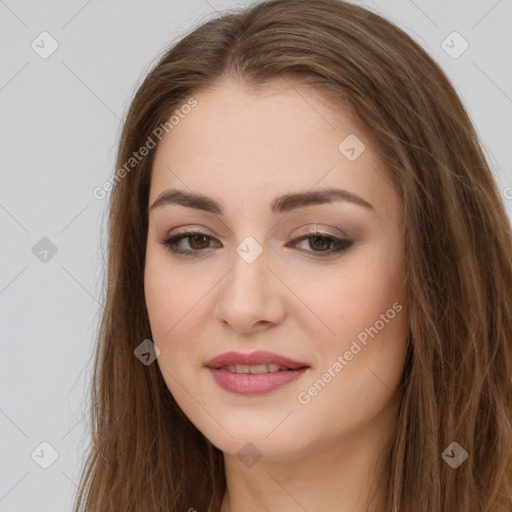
[149,187,375,215]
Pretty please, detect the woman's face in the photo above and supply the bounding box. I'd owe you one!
[144,79,408,461]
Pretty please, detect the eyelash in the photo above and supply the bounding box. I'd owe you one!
[159,230,353,258]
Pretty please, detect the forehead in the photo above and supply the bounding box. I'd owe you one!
[149,80,396,219]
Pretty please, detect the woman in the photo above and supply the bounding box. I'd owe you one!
[73,0,512,510]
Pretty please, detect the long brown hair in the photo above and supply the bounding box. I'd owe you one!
[72,0,512,510]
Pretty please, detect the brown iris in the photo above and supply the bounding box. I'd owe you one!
[308,235,331,251]
[188,234,210,250]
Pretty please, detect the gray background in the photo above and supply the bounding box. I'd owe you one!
[0,1,511,510]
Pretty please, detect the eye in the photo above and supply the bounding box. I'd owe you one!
[160,231,220,257]
[160,230,353,258]
[288,233,353,256]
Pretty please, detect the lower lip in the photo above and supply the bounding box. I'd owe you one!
[207,367,309,395]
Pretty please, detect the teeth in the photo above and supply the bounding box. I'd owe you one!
[219,363,291,374]
[242,364,266,374]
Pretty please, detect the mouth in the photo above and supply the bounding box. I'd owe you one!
[204,350,311,395]
[214,363,305,374]
[205,350,310,371]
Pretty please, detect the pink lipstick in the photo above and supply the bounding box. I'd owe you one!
[205,350,311,395]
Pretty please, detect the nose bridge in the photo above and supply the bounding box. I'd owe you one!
[213,235,285,331]
[228,235,271,299]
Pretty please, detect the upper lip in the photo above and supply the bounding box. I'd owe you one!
[205,350,310,370]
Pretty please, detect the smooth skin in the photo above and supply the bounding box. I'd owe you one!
[144,78,408,512]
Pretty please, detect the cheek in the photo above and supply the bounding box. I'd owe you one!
[331,248,407,387]
[143,254,199,403]
[144,250,172,337]
[143,247,213,368]
[303,241,405,349]
[294,251,407,435]
[144,248,190,350]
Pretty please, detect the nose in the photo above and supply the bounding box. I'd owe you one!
[212,243,286,335]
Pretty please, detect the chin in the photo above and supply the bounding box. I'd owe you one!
[201,418,310,462]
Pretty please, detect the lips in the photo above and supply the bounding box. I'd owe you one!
[205,350,311,395]
[205,350,310,371]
